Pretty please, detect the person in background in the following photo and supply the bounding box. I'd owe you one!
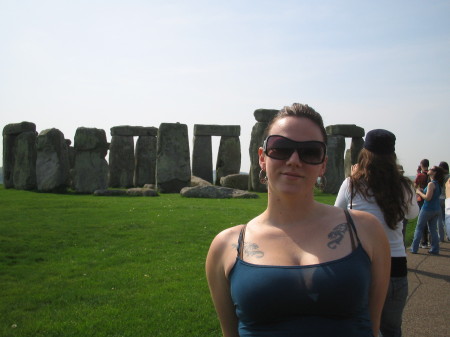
[445,179,450,238]
[397,165,409,244]
[206,103,390,337]
[438,161,449,241]
[414,159,430,248]
[335,129,419,337]
[411,166,445,255]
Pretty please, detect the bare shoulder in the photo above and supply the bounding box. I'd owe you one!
[209,225,244,251]
[347,210,389,259]
[206,224,244,279]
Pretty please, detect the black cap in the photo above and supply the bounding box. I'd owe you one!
[364,129,396,155]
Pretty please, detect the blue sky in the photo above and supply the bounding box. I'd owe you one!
[1,0,449,176]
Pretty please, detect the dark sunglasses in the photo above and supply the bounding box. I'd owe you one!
[263,135,327,165]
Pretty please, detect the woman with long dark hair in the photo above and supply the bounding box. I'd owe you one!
[335,129,419,337]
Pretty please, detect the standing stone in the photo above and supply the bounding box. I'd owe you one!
[350,137,364,163]
[135,136,157,186]
[2,122,36,189]
[156,123,191,193]
[72,127,109,193]
[192,135,213,183]
[323,135,345,194]
[249,109,278,192]
[248,122,268,192]
[36,128,70,192]
[344,149,352,178]
[13,131,37,190]
[109,135,135,188]
[215,136,241,185]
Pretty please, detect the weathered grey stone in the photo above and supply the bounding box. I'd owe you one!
[190,175,213,187]
[11,131,37,190]
[194,125,240,137]
[108,135,135,188]
[74,127,109,155]
[143,183,156,189]
[215,136,241,185]
[220,173,249,190]
[326,124,365,138]
[249,122,269,192]
[111,125,158,137]
[94,189,127,196]
[350,137,364,163]
[3,134,15,188]
[71,151,109,193]
[134,136,157,187]
[2,121,36,136]
[36,128,70,192]
[180,185,258,199]
[2,122,37,189]
[253,109,279,123]
[72,127,109,193]
[156,123,191,193]
[344,137,364,178]
[126,187,159,197]
[344,149,352,178]
[323,135,345,194]
[192,135,213,183]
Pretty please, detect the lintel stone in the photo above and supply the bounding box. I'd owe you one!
[326,124,365,138]
[111,126,158,137]
[194,125,240,137]
[253,109,279,123]
[3,122,36,136]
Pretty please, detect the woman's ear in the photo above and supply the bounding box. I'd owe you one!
[258,147,266,171]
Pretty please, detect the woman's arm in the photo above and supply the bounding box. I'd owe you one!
[334,178,350,209]
[206,230,240,337]
[416,181,435,201]
[351,210,390,335]
[404,185,420,219]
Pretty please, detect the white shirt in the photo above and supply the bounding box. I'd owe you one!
[445,198,450,228]
[334,177,419,257]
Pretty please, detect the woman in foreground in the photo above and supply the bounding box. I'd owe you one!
[335,129,419,337]
[206,103,390,337]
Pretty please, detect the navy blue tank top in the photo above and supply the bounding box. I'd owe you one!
[229,210,373,337]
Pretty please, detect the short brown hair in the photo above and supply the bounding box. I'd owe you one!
[264,103,327,144]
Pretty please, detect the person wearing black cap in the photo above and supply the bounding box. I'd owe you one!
[335,129,419,337]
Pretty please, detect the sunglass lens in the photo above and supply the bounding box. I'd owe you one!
[299,144,325,164]
[266,136,295,160]
[265,136,325,164]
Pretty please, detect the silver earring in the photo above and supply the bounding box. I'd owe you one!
[259,169,268,184]
[315,175,327,190]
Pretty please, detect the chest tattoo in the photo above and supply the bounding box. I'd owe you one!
[327,223,348,249]
[232,242,265,258]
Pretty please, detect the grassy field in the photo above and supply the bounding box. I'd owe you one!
[0,186,416,337]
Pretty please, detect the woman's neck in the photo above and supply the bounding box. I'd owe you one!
[265,190,319,227]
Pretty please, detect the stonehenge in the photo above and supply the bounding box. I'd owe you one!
[36,128,70,193]
[323,124,365,194]
[2,122,37,190]
[192,124,241,185]
[2,113,364,196]
[248,109,279,192]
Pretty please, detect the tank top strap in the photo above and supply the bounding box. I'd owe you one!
[343,209,360,250]
[237,225,247,259]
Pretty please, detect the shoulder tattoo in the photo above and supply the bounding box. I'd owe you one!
[327,223,348,249]
[232,242,264,258]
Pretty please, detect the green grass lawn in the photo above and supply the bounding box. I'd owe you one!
[0,186,416,337]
